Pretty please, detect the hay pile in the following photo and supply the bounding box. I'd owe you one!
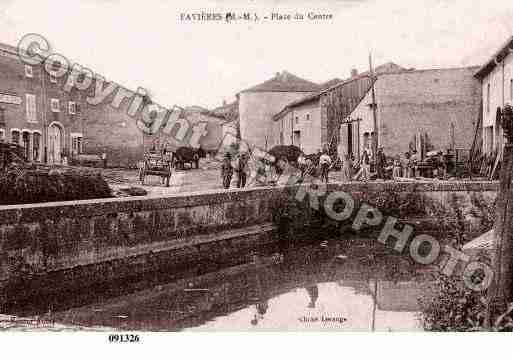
[0,166,112,205]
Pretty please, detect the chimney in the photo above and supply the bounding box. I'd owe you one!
[351,68,358,78]
[276,71,281,78]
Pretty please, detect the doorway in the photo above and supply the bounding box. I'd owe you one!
[48,123,63,164]
[347,123,353,156]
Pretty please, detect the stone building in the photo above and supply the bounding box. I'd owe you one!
[0,41,144,167]
[272,93,323,155]
[340,66,481,159]
[143,106,228,156]
[0,42,87,164]
[474,35,513,155]
[272,63,403,156]
[238,71,320,150]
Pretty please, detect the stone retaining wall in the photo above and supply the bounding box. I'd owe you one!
[0,181,499,305]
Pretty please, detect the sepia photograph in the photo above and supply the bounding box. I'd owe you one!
[0,0,513,355]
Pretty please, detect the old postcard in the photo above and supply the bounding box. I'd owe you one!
[1,0,513,354]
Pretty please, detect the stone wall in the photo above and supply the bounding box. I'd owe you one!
[341,67,482,158]
[0,181,498,305]
[377,67,481,156]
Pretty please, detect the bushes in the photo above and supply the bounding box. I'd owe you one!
[0,166,112,205]
[419,275,485,331]
[419,275,513,331]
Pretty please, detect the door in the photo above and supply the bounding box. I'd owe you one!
[48,124,62,164]
[347,123,353,157]
[22,131,30,160]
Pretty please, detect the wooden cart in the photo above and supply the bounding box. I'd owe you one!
[138,152,173,187]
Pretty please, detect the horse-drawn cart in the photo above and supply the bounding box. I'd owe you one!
[138,152,173,186]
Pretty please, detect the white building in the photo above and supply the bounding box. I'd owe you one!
[238,71,320,150]
[475,35,513,155]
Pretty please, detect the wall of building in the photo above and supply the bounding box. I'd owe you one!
[142,110,225,155]
[339,88,375,159]
[377,67,481,156]
[239,91,317,150]
[0,44,86,163]
[274,100,322,154]
[0,43,144,168]
[481,52,513,154]
[348,67,481,157]
[320,76,374,156]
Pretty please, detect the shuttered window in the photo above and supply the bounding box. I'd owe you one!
[26,94,37,122]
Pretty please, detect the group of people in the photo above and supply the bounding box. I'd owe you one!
[219,146,452,189]
[220,152,250,189]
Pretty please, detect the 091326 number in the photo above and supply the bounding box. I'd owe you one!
[108,334,140,343]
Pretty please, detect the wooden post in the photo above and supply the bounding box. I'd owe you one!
[487,104,513,324]
[369,53,378,157]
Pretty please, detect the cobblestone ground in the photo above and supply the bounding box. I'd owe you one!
[102,159,227,196]
[101,159,341,196]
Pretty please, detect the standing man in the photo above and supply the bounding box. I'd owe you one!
[236,152,249,188]
[319,150,332,183]
[221,152,233,189]
[376,147,386,179]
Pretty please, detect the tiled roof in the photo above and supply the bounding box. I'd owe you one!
[239,71,320,93]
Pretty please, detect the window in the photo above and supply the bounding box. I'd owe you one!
[295,116,299,125]
[486,83,491,114]
[0,129,5,142]
[76,103,81,114]
[21,131,30,159]
[11,130,20,145]
[26,94,37,122]
[50,98,60,112]
[68,101,76,114]
[24,65,33,78]
[71,133,83,155]
[50,75,57,83]
[510,79,513,101]
[306,114,310,121]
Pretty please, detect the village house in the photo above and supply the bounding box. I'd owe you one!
[474,35,513,155]
[238,71,320,150]
[143,105,229,156]
[272,63,405,156]
[339,66,481,160]
[0,41,144,167]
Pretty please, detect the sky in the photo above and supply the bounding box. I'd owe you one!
[1,0,513,109]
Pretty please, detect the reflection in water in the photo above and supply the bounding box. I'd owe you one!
[45,238,435,331]
[306,286,319,308]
